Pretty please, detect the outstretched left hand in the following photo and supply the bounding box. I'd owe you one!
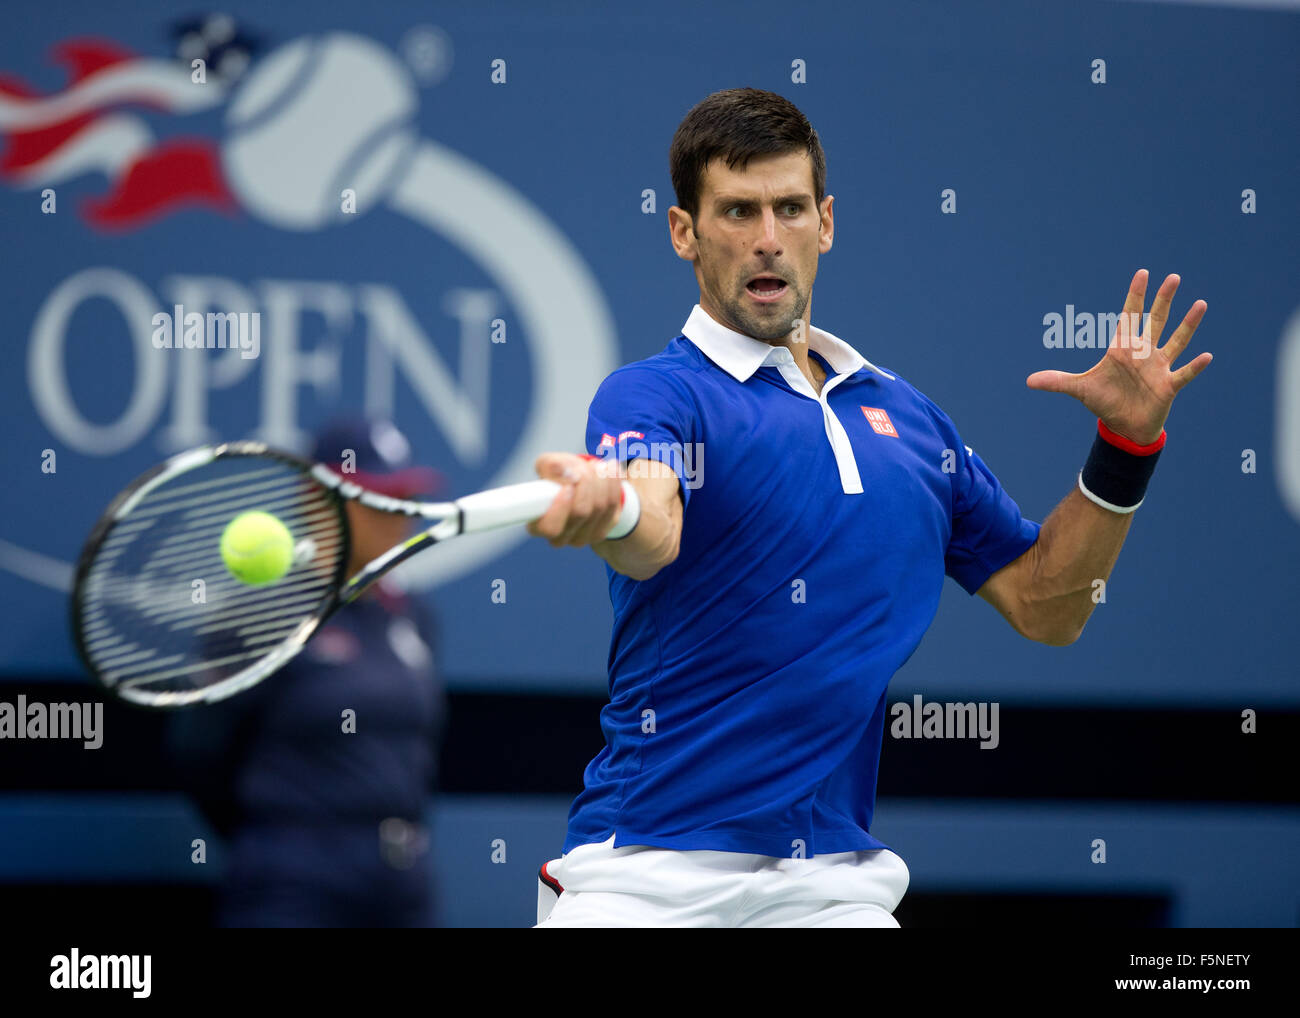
[1027,269,1211,444]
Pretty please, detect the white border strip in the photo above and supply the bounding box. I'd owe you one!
[1077,471,1143,514]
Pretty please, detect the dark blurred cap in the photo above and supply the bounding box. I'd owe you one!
[310,419,443,498]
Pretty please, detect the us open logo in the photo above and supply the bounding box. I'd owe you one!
[1,28,618,592]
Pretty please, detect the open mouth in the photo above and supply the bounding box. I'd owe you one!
[745,275,788,302]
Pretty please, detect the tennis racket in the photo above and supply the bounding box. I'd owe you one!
[71,441,638,708]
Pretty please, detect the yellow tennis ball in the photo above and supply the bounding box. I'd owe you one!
[220,511,294,586]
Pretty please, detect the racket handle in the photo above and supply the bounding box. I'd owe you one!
[456,478,641,539]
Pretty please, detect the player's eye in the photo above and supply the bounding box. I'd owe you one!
[725,204,802,219]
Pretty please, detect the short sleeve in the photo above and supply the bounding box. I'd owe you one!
[945,441,1042,595]
[586,365,697,508]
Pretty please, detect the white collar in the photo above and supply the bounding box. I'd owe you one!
[681,304,895,383]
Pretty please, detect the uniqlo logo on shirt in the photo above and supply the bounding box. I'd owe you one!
[861,406,899,437]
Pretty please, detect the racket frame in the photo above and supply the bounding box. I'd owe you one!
[70,442,353,709]
[71,440,637,708]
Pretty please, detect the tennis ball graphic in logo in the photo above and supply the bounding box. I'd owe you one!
[222,32,418,229]
[220,511,294,585]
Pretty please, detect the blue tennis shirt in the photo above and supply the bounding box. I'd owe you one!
[564,304,1041,858]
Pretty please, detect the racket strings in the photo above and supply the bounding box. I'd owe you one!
[75,455,346,704]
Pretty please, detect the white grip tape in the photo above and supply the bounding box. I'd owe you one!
[456,478,640,539]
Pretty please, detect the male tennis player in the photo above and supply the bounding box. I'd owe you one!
[527,87,1210,927]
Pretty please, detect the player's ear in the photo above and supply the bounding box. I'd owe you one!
[818,194,834,253]
[668,206,697,261]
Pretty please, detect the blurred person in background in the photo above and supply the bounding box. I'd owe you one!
[166,419,447,927]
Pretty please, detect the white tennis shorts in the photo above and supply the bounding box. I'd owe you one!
[534,835,909,928]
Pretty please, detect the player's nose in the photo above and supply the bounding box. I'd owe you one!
[754,209,781,252]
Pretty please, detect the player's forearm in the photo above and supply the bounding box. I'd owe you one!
[593,472,681,581]
[1018,486,1135,644]
[528,453,683,580]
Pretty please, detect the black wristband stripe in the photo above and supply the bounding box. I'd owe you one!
[1078,431,1163,513]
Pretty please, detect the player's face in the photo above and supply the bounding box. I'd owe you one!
[674,150,833,343]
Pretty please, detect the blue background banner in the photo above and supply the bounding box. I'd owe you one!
[1,1,1296,701]
[3,1,1296,702]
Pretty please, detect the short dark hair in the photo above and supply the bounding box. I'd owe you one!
[669,87,826,226]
